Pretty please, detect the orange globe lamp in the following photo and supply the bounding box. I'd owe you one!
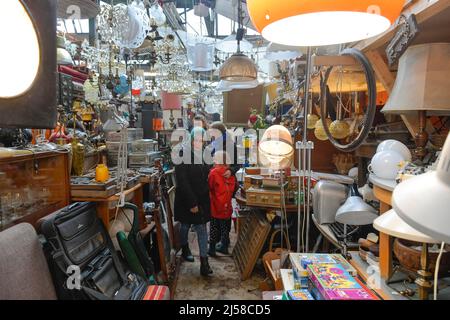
[247,0,405,46]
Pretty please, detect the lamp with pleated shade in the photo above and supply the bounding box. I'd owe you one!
[215,33,253,53]
[382,43,450,159]
[247,0,405,47]
[161,91,182,129]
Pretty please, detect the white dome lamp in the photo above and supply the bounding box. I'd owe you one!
[394,132,450,244]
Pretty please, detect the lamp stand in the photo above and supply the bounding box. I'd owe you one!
[297,47,315,253]
[414,110,428,160]
[416,242,432,300]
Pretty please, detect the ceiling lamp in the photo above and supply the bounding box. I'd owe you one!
[187,42,215,72]
[219,54,258,82]
[215,34,253,53]
[264,42,302,62]
[216,79,260,92]
[218,0,258,82]
[247,0,405,46]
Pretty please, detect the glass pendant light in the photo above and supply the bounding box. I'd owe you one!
[218,0,258,83]
[247,0,405,47]
[0,0,40,98]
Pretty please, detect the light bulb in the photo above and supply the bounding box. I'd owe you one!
[0,0,40,98]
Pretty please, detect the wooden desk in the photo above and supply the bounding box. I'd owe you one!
[369,174,397,280]
[72,182,148,229]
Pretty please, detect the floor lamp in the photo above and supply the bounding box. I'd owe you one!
[247,0,405,252]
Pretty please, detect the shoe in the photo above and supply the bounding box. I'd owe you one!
[208,243,217,257]
[181,245,194,262]
[200,256,213,276]
[215,242,229,255]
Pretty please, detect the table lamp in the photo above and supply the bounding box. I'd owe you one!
[336,185,378,226]
[259,125,294,170]
[161,91,182,129]
[374,209,440,300]
[382,43,450,159]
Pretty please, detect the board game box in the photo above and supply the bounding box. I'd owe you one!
[287,290,315,300]
[307,264,375,300]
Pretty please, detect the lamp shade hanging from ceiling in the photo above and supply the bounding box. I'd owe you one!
[219,53,258,82]
[264,42,302,62]
[247,0,405,46]
[215,34,254,53]
[393,132,450,244]
[187,42,215,72]
[382,43,450,116]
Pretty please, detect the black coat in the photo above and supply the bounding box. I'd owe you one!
[174,148,211,225]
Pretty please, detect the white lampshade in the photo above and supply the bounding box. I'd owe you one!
[216,80,260,92]
[335,196,378,226]
[382,43,450,115]
[394,133,450,243]
[264,42,302,62]
[0,0,40,98]
[374,209,438,244]
[259,125,294,170]
[215,34,254,53]
[187,42,215,72]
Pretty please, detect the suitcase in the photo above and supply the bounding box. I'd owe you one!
[38,202,168,300]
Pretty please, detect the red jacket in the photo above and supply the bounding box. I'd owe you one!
[208,166,236,219]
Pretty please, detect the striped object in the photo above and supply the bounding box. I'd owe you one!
[142,286,170,300]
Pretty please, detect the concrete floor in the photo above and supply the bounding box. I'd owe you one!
[174,225,265,300]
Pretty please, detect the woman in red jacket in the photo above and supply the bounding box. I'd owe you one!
[208,151,237,256]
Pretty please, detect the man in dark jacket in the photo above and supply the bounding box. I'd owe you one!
[174,127,213,276]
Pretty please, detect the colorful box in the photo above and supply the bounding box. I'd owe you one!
[307,264,374,300]
[287,290,315,300]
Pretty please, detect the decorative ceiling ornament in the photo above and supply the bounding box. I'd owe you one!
[247,0,405,46]
[97,1,150,49]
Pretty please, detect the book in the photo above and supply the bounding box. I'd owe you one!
[307,264,375,300]
[287,289,315,300]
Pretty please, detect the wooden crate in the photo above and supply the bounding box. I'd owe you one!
[232,211,271,280]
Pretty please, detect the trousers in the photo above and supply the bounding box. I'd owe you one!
[180,223,208,258]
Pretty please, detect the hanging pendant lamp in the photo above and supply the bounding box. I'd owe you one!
[219,53,258,82]
[247,0,405,46]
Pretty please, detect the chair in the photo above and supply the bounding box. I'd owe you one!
[0,223,57,300]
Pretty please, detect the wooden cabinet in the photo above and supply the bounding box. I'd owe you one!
[0,151,70,230]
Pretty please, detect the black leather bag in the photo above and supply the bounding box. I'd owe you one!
[39,202,149,300]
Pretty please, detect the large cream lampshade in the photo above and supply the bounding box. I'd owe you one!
[247,0,405,46]
[382,43,450,115]
[259,125,294,170]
